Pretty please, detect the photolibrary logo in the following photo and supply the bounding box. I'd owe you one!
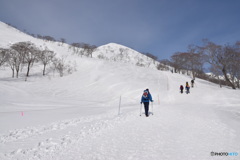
[211,151,238,156]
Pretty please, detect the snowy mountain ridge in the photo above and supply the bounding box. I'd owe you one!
[0,21,159,70]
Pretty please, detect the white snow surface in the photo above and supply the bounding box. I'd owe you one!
[0,21,240,160]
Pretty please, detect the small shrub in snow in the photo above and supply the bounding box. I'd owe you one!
[52,56,76,77]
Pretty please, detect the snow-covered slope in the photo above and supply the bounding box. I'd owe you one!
[93,43,159,68]
[0,22,159,69]
[0,22,34,47]
[0,21,240,160]
[0,22,81,61]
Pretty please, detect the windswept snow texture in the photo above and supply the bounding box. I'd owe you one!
[0,21,240,160]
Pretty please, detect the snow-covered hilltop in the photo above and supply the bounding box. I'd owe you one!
[0,21,159,70]
[94,43,159,68]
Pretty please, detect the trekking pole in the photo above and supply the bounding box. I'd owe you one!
[118,96,121,115]
[140,103,142,116]
[152,102,154,115]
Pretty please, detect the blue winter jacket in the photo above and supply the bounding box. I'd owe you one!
[141,90,153,103]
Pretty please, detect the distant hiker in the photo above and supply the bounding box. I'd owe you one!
[186,82,190,94]
[191,79,195,88]
[180,85,184,94]
[141,89,153,117]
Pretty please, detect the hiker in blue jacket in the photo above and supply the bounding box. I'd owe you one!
[141,89,153,117]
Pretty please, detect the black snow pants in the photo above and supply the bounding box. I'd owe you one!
[143,102,149,116]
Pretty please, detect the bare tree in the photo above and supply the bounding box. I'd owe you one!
[42,36,56,42]
[209,64,223,87]
[118,48,125,61]
[38,48,56,76]
[203,40,238,89]
[25,44,40,77]
[170,49,204,78]
[30,34,35,37]
[60,38,66,44]
[0,48,9,67]
[157,59,172,71]
[9,43,26,78]
[235,41,240,88]
[82,44,97,58]
[187,45,205,79]
[71,43,82,48]
[170,52,186,73]
[143,52,158,64]
[11,42,39,77]
[52,57,65,77]
[221,44,240,89]
[37,34,43,39]
[52,56,75,77]
[4,49,15,77]
[71,42,84,56]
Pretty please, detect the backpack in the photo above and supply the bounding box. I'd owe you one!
[180,85,183,90]
[143,91,148,99]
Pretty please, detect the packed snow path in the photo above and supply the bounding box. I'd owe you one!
[0,71,239,160]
